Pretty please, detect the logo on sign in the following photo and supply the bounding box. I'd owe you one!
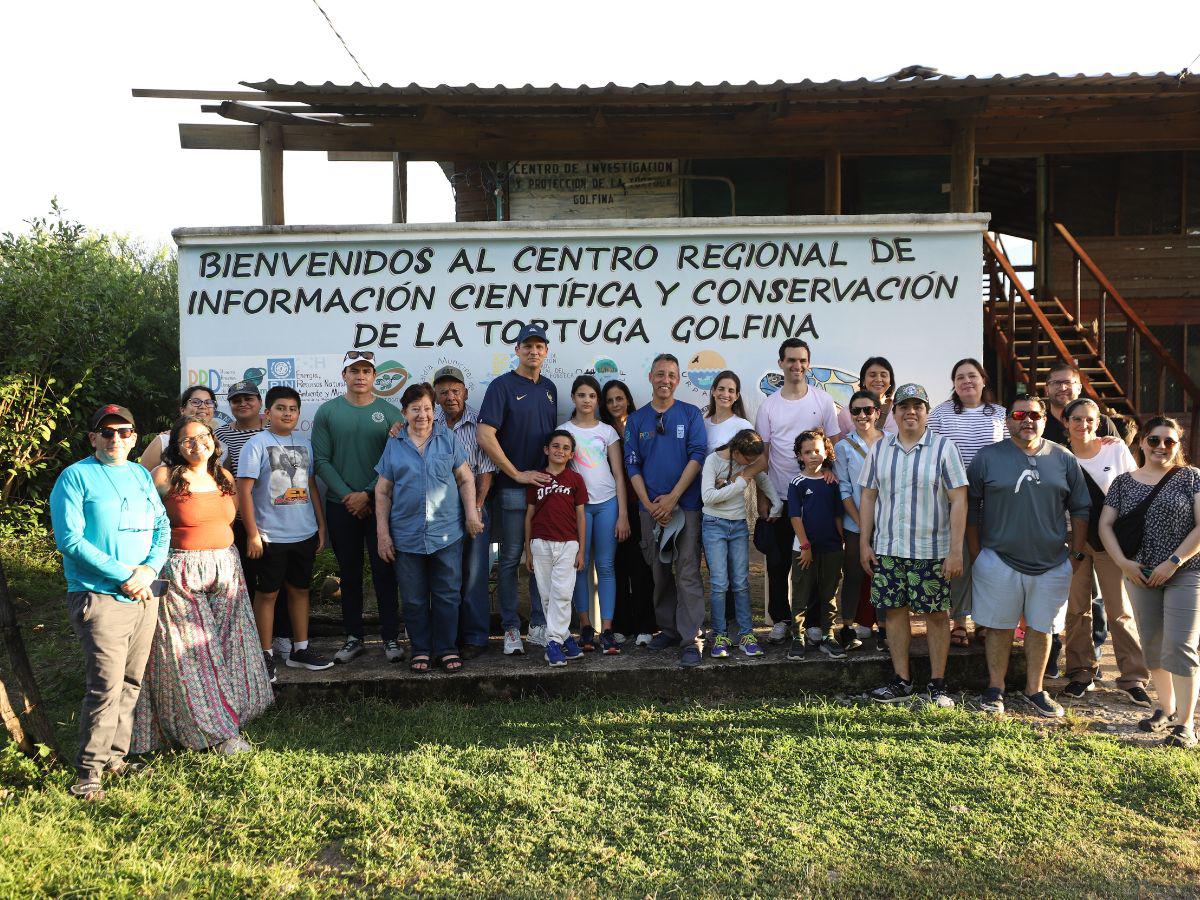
[684,349,726,393]
[373,360,410,397]
[266,358,296,389]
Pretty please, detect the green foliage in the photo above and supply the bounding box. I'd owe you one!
[0,201,179,480]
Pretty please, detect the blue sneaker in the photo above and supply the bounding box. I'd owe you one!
[679,645,703,668]
[647,632,682,651]
[739,634,764,657]
[710,635,732,658]
[562,636,583,660]
[599,629,621,655]
[545,641,567,667]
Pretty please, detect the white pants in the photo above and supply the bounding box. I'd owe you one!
[531,539,578,644]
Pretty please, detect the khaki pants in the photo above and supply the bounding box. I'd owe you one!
[67,591,159,781]
[1064,547,1148,688]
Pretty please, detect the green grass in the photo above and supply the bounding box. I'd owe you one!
[3,545,1200,897]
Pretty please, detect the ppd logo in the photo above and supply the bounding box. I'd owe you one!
[266,357,296,389]
[188,369,223,391]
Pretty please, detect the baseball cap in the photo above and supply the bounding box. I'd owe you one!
[341,350,377,371]
[515,323,549,345]
[227,379,261,400]
[89,403,135,431]
[431,365,466,386]
[893,383,930,407]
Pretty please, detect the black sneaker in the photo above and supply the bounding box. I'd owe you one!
[1018,690,1065,718]
[1162,724,1198,749]
[839,625,863,651]
[874,629,888,652]
[1060,680,1094,700]
[978,687,1005,714]
[819,637,847,660]
[1138,709,1176,733]
[286,646,334,671]
[262,650,277,684]
[787,638,806,659]
[925,681,955,709]
[1121,685,1154,709]
[869,676,913,703]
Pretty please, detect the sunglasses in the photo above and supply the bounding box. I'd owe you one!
[1010,410,1043,421]
[345,350,376,361]
[97,426,134,439]
[656,412,666,435]
[1146,435,1179,448]
[850,405,878,416]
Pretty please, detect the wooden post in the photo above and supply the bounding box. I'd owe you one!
[392,153,408,224]
[259,124,284,226]
[950,120,976,213]
[1035,155,1049,301]
[0,558,62,766]
[823,149,842,214]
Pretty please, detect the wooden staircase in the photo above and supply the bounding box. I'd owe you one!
[983,225,1200,448]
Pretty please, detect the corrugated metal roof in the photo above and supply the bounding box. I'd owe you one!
[242,72,1190,102]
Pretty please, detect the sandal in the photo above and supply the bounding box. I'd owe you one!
[69,780,106,801]
[409,655,431,673]
[950,624,970,647]
[439,654,463,672]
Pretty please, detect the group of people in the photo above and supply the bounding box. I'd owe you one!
[51,329,1200,799]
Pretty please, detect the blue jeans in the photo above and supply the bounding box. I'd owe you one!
[494,486,544,630]
[573,496,618,621]
[701,514,753,638]
[393,541,462,659]
[458,505,491,646]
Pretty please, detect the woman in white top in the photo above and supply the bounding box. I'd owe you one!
[701,428,782,658]
[836,357,899,437]
[703,370,755,452]
[833,389,887,651]
[1061,397,1149,701]
[140,385,222,470]
[560,374,629,655]
[927,357,1007,646]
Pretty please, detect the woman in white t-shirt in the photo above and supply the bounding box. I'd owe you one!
[927,357,1007,646]
[140,386,223,470]
[1061,397,1148,701]
[703,370,754,452]
[560,375,630,655]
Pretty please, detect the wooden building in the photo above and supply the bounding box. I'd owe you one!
[138,66,1200,426]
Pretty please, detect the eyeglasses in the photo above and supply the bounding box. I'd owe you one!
[850,406,878,416]
[97,426,134,439]
[180,436,213,449]
[1146,435,1179,448]
[656,412,666,435]
[344,350,375,361]
[1010,410,1043,421]
[1046,379,1079,389]
[187,399,216,409]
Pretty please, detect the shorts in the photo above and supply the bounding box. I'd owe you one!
[255,534,319,594]
[971,547,1071,635]
[871,555,950,614]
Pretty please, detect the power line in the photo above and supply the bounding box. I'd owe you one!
[309,0,375,86]
[1181,47,1200,83]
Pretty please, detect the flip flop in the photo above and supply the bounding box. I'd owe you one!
[410,655,431,673]
[950,624,970,647]
[438,654,463,673]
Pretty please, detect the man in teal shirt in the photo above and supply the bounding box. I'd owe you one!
[312,351,405,664]
[50,403,170,800]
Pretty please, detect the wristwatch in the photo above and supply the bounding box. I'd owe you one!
[1071,551,1086,562]
[1170,554,1183,566]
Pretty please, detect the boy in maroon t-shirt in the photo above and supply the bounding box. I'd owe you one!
[525,430,588,666]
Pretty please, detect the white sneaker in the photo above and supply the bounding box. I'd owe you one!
[805,626,824,647]
[503,627,525,655]
[635,632,653,647]
[613,632,627,645]
[526,624,549,647]
[271,637,292,662]
[767,621,790,643]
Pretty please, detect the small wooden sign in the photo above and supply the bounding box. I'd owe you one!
[508,160,680,220]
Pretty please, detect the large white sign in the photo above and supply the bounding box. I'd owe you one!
[176,215,987,433]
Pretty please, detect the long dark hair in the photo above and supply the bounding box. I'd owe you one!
[600,380,638,430]
[949,358,997,415]
[859,357,896,402]
[571,374,603,405]
[179,384,217,410]
[1138,415,1189,467]
[705,370,748,420]
[163,415,234,497]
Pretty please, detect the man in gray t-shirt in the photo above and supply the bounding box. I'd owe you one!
[967,395,1090,718]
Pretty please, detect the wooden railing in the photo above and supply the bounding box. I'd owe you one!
[1052,221,1200,448]
[982,233,1102,402]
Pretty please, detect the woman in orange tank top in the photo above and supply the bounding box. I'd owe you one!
[131,416,272,756]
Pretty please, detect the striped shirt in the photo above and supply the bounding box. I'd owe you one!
[213,423,260,476]
[927,400,1007,469]
[858,428,968,560]
[435,405,496,477]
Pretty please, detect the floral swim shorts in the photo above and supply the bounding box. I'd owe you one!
[870,555,950,613]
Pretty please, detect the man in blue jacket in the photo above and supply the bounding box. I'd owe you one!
[624,354,708,667]
[50,404,170,800]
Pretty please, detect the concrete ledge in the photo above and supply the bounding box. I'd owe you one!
[274,635,1027,707]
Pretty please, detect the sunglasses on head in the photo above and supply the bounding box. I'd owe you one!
[850,405,878,416]
[1146,435,1179,448]
[1010,410,1043,421]
[345,350,375,361]
[98,426,134,439]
